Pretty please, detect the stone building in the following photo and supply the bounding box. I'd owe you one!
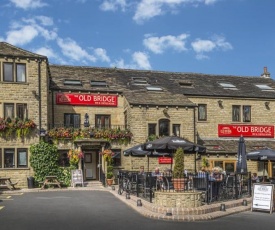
[1,42,275,187]
[0,42,49,187]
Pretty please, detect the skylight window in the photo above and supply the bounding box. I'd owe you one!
[64,79,82,86]
[219,82,238,90]
[90,81,108,87]
[255,84,274,91]
[146,86,163,91]
[132,77,149,85]
[178,81,193,87]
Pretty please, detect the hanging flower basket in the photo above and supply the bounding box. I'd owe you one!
[0,117,36,138]
[48,127,133,145]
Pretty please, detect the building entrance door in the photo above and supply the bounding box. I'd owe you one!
[83,150,98,181]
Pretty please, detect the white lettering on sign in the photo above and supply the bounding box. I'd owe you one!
[236,126,249,132]
[251,126,271,133]
[78,95,92,101]
[93,96,115,103]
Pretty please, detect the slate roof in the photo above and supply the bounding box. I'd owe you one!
[0,42,47,59]
[170,73,275,99]
[49,64,275,107]
[49,65,196,107]
[200,139,275,154]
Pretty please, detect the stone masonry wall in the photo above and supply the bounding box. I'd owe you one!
[0,58,48,188]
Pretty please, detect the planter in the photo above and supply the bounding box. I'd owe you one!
[172,178,188,192]
[106,179,113,186]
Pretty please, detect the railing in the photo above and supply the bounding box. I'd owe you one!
[46,124,133,143]
[117,170,252,204]
[48,124,130,130]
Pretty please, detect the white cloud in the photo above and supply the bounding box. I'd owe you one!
[57,38,97,63]
[133,0,219,23]
[34,46,55,58]
[3,16,58,45]
[94,48,110,62]
[34,46,67,64]
[34,16,54,26]
[6,25,38,45]
[132,51,151,69]
[100,0,127,12]
[143,34,189,54]
[10,0,47,10]
[191,39,216,53]
[111,51,151,70]
[191,35,233,59]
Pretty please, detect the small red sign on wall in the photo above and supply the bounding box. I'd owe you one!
[56,93,118,107]
[158,157,173,164]
[218,124,274,138]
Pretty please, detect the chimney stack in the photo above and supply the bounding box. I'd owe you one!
[261,66,270,78]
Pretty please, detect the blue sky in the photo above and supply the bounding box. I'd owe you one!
[0,0,275,78]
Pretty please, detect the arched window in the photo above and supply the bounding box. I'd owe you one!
[159,119,170,136]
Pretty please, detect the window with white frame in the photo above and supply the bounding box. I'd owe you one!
[3,62,26,82]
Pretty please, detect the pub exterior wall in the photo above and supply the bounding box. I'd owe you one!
[0,57,48,187]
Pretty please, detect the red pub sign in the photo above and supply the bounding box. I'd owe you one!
[56,93,118,107]
[218,124,274,138]
[158,157,173,164]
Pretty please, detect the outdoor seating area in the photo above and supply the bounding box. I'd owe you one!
[117,170,252,204]
[40,176,62,189]
[0,177,18,190]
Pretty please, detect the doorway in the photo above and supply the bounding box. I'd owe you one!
[82,150,99,181]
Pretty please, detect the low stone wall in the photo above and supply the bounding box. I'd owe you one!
[154,191,203,208]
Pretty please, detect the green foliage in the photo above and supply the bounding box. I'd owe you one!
[30,141,71,186]
[202,157,209,168]
[106,165,114,179]
[173,147,185,178]
[147,134,158,141]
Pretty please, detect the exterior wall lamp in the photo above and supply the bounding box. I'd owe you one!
[218,100,223,108]
[84,113,90,127]
[265,101,270,109]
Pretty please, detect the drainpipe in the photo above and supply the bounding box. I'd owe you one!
[193,106,197,143]
[38,59,42,140]
[51,89,54,128]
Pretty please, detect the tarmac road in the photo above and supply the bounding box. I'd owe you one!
[0,190,275,230]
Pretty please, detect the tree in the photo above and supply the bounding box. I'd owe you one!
[173,147,185,178]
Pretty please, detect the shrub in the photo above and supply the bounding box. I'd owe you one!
[173,147,185,178]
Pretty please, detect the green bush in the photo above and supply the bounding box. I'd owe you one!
[106,165,114,179]
[173,147,185,178]
[30,141,71,186]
